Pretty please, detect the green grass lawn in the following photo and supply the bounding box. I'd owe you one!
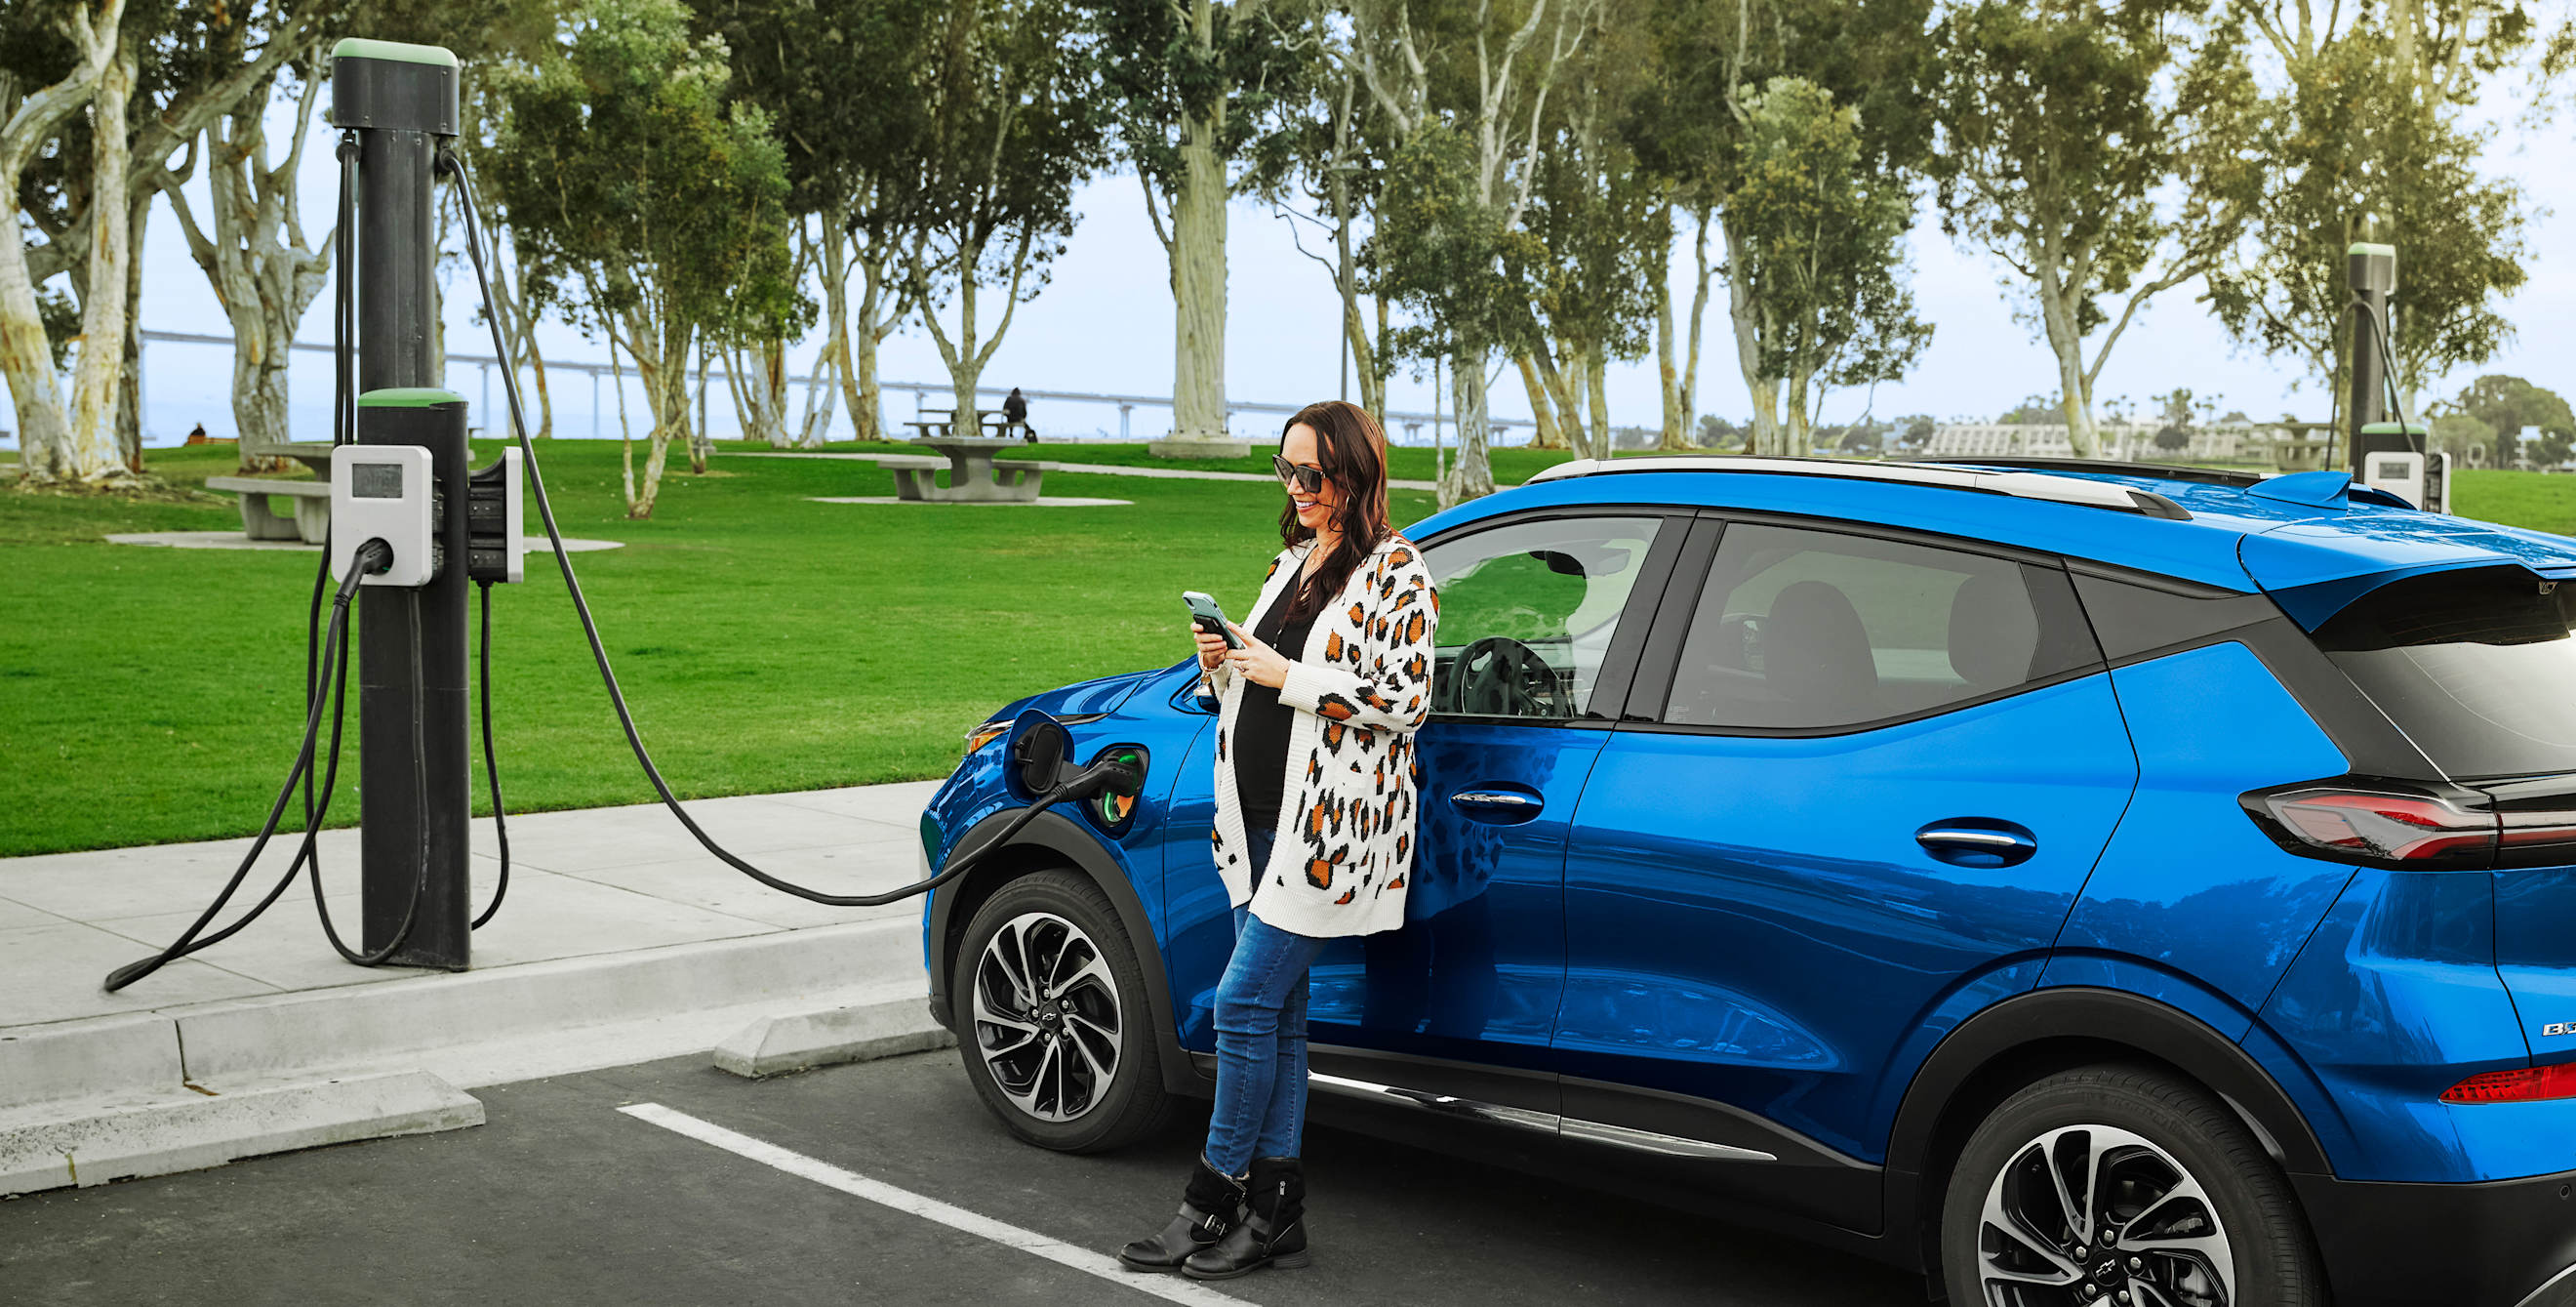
[5,443,2575,856]
[0,440,1435,855]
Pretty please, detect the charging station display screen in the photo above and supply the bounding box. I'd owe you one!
[351,463,405,500]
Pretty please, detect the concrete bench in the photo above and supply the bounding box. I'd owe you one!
[883,449,1055,503]
[206,475,330,544]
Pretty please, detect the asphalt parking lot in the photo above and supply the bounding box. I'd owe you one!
[0,1049,1925,1305]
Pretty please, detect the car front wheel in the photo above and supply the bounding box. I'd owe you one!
[1939,1063,2325,1307]
[951,869,1172,1153]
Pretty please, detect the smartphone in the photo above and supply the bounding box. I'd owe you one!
[1184,591,1244,649]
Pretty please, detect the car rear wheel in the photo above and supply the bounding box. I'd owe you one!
[951,869,1172,1153]
[1939,1063,2324,1307]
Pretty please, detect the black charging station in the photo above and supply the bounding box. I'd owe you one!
[339,40,470,970]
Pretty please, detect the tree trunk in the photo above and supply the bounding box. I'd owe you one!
[612,343,636,508]
[1783,367,1812,457]
[1448,345,1494,500]
[1586,351,1612,460]
[1656,242,1687,449]
[688,343,713,472]
[625,314,692,519]
[118,190,146,471]
[793,336,841,447]
[727,336,791,448]
[2034,259,2099,457]
[523,330,553,438]
[1169,95,1228,443]
[61,44,140,485]
[1680,205,1712,450]
[1722,215,1781,457]
[1514,355,1564,448]
[0,203,74,479]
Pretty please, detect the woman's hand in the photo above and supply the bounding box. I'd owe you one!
[1190,623,1228,672]
[1225,624,1290,689]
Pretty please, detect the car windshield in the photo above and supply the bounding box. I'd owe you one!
[2313,565,2576,780]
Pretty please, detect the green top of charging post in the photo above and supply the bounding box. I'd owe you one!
[2349,242,2396,258]
[358,388,466,409]
[331,38,458,67]
[330,38,460,136]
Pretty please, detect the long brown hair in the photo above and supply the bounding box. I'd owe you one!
[1278,400,1392,620]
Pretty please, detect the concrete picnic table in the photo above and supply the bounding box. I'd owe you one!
[883,436,1053,503]
[204,440,339,544]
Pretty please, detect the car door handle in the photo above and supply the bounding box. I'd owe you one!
[1451,789,1544,824]
[1914,820,2038,869]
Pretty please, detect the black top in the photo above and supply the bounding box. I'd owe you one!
[1003,392,1028,420]
[1232,574,1317,838]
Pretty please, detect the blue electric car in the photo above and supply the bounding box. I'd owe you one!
[917,455,2576,1307]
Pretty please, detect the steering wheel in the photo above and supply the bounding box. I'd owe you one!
[1448,635,1575,718]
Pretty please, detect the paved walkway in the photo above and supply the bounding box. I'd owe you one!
[0,780,940,1030]
[724,450,1443,492]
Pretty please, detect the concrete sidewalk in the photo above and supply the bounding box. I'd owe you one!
[0,780,953,1196]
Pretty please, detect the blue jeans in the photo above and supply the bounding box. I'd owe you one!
[1203,827,1326,1176]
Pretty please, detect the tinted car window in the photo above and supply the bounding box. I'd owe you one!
[1424,516,1663,719]
[2314,565,2576,779]
[1666,523,2097,729]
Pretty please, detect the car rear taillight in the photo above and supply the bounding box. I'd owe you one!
[2440,1061,2576,1104]
[2239,781,2497,869]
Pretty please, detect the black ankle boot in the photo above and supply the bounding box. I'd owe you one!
[1117,1158,1244,1273]
[1182,1156,1308,1280]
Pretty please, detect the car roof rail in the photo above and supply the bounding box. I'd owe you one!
[1909,455,2266,489]
[1525,455,2193,520]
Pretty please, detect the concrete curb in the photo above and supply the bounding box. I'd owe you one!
[0,1071,483,1195]
[177,918,920,1085]
[713,996,955,1079]
[0,918,926,1196]
[0,1011,184,1110]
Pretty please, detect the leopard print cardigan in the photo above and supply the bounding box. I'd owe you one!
[1203,534,1439,939]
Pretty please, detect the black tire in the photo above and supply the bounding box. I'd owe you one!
[951,869,1173,1153]
[1939,1062,2325,1307]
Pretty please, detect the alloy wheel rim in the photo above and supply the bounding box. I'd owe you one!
[1976,1123,2236,1307]
[971,911,1122,1123]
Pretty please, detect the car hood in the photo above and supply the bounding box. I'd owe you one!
[985,661,1179,723]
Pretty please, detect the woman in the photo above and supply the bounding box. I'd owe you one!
[1118,399,1438,1281]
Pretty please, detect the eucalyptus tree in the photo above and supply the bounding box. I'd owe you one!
[1250,35,1394,418]
[491,0,799,517]
[0,0,132,486]
[1506,0,1662,461]
[1624,0,1933,455]
[1088,0,1309,446]
[1347,0,1603,502]
[1932,0,2264,457]
[6,0,315,485]
[2210,2,2557,419]
[155,45,335,469]
[1722,77,1929,454]
[896,0,1108,427]
[696,0,938,445]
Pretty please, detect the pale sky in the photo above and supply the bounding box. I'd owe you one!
[76,68,2576,449]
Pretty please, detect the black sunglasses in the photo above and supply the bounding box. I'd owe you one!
[1271,454,1328,495]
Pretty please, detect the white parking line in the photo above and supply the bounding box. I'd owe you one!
[618,1103,1251,1305]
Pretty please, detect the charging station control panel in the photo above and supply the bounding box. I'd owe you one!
[332,445,437,587]
[2363,449,2449,513]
